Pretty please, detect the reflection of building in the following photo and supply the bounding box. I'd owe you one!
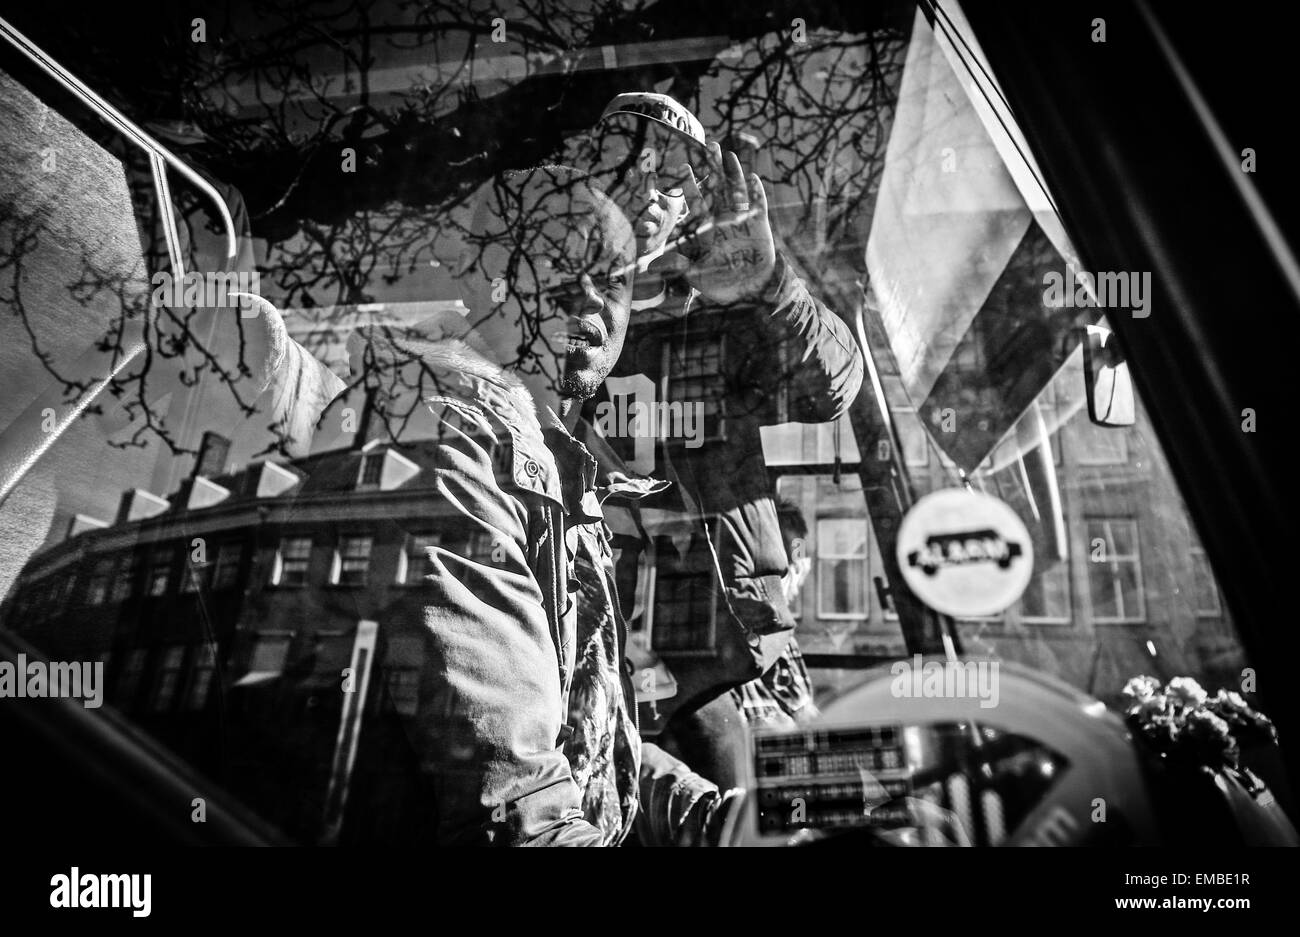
[764,375,1244,705]
[0,430,469,844]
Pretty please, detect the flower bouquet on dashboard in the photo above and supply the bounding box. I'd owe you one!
[1121,675,1296,845]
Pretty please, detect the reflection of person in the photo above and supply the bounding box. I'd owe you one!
[653,498,821,789]
[730,498,820,730]
[248,165,738,845]
[585,93,864,737]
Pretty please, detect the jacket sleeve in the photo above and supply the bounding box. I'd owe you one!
[234,294,347,456]
[413,400,602,846]
[636,741,736,846]
[754,252,864,423]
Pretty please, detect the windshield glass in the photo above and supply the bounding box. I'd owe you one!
[0,0,1258,843]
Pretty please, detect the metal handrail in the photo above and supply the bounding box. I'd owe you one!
[0,14,238,265]
[0,15,245,508]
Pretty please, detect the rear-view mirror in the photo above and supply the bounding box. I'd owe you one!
[1083,324,1135,426]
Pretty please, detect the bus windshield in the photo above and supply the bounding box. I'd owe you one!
[0,0,1257,843]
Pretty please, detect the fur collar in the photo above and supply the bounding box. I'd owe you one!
[358,324,539,424]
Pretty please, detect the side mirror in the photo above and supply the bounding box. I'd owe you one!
[1082,324,1135,426]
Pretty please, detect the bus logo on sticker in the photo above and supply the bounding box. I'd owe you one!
[906,529,1024,576]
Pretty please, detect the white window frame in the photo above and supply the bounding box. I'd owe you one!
[181,549,211,594]
[86,557,113,605]
[111,556,140,602]
[815,516,870,621]
[330,535,374,587]
[396,533,440,585]
[272,536,312,587]
[1019,561,1073,624]
[357,451,385,489]
[147,549,173,597]
[186,643,217,710]
[1087,518,1146,623]
[891,406,931,469]
[213,542,243,590]
[151,645,186,712]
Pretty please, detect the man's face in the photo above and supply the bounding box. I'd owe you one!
[782,536,812,604]
[545,208,634,401]
[521,182,636,403]
[459,173,635,406]
[591,114,701,258]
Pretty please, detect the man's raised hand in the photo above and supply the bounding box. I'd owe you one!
[677,142,777,305]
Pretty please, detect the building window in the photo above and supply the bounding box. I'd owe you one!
[893,408,930,468]
[664,331,726,440]
[381,636,423,716]
[213,542,243,590]
[653,571,714,651]
[187,644,217,710]
[1087,519,1145,622]
[816,518,869,619]
[147,549,173,597]
[331,536,373,587]
[272,537,312,587]
[85,558,114,605]
[181,548,212,594]
[359,452,384,488]
[650,527,716,653]
[1020,560,1071,623]
[397,533,439,584]
[116,648,147,706]
[111,555,140,602]
[793,413,862,466]
[247,634,291,676]
[1189,547,1221,617]
[151,645,186,713]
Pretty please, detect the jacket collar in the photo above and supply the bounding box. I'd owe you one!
[539,407,603,522]
[402,334,602,520]
[574,417,673,505]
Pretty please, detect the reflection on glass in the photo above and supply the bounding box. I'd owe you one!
[0,1,1258,844]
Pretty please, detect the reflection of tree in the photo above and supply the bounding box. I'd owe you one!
[0,185,277,458]
[4,0,911,455]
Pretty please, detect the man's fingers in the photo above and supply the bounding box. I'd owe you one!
[705,140,725,190]
[723,150,748,210]
[708,140,724,160]
[681,162,707,219]
[675,163,711,256]
[747,172,769,218]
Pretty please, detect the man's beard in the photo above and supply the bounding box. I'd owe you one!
[558,366,604,402]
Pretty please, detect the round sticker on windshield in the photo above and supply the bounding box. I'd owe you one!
[896,489,1034,618]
